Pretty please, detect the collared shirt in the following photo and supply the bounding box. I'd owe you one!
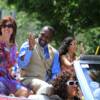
[18,41,33,68]
[18,41,61,80]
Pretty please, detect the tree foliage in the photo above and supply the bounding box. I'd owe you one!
[2,0,100,54]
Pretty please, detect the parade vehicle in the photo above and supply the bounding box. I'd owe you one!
[74,55,100,100]
[0,55,100,100]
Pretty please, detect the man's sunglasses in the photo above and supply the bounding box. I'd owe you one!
[2,24,13,28]
[66,80,78,86]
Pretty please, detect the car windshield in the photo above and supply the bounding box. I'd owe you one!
[88,64,100,83]
[81,63,100,83]
[78,55,100,100]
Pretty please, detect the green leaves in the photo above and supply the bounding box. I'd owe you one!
[1,0,100,54]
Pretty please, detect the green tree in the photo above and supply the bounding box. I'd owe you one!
[6,0,100,53]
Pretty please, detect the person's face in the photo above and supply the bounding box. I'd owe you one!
[66,78,78,97]
[1,21,13,35]
[1,21,13,42]
[39,30,53,47]
[68,40,77,53]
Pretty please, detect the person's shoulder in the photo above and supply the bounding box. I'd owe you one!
[48,44,58,53]
[20,41,29,49]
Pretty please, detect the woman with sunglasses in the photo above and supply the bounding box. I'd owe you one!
[59,36,77,74]
[0,16,29,97]
[51,71,81,100]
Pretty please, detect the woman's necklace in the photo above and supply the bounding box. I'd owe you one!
[66,53,74,62]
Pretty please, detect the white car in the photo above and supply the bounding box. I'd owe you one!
[73,55,100,100]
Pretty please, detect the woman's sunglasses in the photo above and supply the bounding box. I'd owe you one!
[66,80,78,86]
[2,24,13,28]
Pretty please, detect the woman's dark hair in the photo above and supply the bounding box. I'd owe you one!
[52,71,76,100]
[59,37,75,56]
[0,16,17,43]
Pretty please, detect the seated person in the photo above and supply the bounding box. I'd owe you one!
[18,26,61,93]
[59,37,77,74]
[0,16,29,97]
[28,72,81,100]
[51,71,81,100]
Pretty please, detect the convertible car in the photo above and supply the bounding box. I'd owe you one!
[0,55,100,100]
[73,55,100,100]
